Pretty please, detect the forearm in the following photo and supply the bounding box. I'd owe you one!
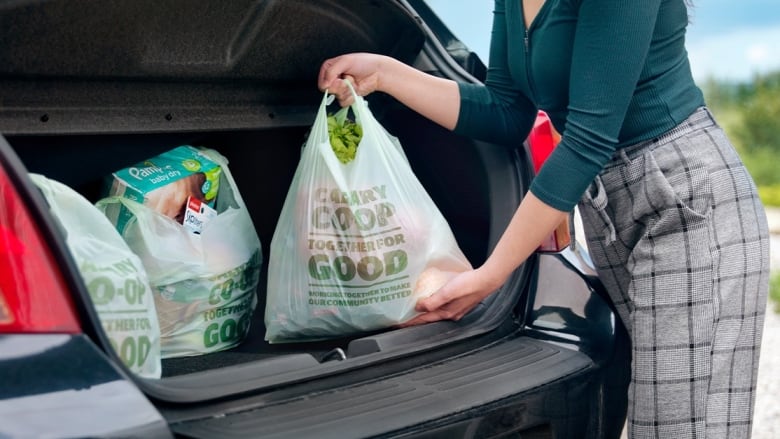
[376,56,461,131]
[479,192,568,287]
[378,56,556,282]
[410,191,569,319]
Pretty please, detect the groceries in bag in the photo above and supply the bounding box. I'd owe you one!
[265,83,472,343]
[30,174,163,378]
[98,146,262,358]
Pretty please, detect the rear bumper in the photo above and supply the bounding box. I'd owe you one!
[170,335,596,439]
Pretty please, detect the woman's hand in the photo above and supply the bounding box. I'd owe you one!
[318,52,461,130]
[318,53,389,106]
[400,193,570,328]
[399,267,505,327]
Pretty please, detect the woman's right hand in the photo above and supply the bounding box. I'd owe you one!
[318,53,389,106]
[319,52,461,130]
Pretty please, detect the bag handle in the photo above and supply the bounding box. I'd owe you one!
[322,79,368,125]
[342,79,367,125]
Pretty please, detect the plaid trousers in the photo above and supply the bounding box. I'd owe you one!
[578,107,770,439]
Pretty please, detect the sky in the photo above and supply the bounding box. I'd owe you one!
[426,0,780,83]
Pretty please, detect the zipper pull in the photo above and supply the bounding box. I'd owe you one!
[524,30,530,50]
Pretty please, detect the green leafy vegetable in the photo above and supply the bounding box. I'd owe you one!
[327,109,363,164]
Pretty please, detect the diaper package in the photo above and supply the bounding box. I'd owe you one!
[104,145,222,235]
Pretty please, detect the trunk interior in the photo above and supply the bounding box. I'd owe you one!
[0,0,529,396]
[8,110,509,378]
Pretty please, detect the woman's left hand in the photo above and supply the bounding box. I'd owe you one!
[399,192,567,328]
[399,268,503,327]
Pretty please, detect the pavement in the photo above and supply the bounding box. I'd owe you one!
[756,206,780,439]
[768,206,780,236]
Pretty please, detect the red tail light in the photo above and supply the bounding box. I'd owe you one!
[528,111,571,253]
[0,162,81,333]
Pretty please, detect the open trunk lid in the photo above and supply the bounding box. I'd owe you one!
[0,0,425,135]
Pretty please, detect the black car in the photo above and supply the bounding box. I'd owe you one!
[0,1,630,438]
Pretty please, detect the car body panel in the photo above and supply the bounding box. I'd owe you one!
[0,334,172,438]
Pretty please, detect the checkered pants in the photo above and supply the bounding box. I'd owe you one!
[578,107,770,439]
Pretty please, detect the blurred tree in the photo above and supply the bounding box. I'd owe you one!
[700,77,739,111]
[731,72,780,187]
[734,71,780,156]
[703,71,780,189]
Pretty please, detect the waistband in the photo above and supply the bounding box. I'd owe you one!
[604,106,717,169]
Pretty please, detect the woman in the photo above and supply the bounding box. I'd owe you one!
[318,1,770,437]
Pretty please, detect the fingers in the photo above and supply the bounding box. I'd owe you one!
[415,278,465,313]
[415,291,452,313]
[322,80,353,107]
[318,57,356,107]
[318,53,383,108]
[318,56,354,92]
[398,310,452,328]
[317,57,341,91]
[400,298,470,328]
[406,270,494,329]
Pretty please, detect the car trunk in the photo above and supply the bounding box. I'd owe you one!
[0,0,532,401]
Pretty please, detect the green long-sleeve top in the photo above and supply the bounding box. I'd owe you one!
[454,0,704,211]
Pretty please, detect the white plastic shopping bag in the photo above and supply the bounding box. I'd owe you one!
[30,174,163,379]
[97,147,262,358]
[264,82,472,343]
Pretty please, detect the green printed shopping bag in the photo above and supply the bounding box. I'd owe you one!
[31,174,162,378]
[265,82,472,343]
